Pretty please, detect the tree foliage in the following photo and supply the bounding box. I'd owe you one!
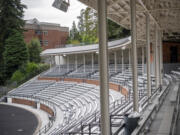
[3,30,28,79]
[27,38,42,63]
[68,7,130,45]
[0,0,26,85]
[68,7,98,44]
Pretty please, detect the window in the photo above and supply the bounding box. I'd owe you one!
[43,31,48,35]
[35,30,42,35]
[44,40,48,46]
[40,40,43,46]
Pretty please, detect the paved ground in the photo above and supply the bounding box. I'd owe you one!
[147,82,178,135]
[0,104,38,135]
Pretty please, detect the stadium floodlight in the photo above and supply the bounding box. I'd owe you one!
[52,0,70,12]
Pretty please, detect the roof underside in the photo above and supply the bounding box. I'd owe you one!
[79,0,180,42]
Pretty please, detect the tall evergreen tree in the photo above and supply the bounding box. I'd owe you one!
[0,0,26,84]
[77,9,85,36]
[70,21,79,40]
[3,30,28,79]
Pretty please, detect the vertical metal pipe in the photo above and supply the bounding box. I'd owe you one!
[67,55,69,72]
[130,0,139,112]
[83,54,86,72]
[97,0,110,134]
[50,56,52,71]
[75,54,77,71]
[142,47,144,75]
[146,13,151,99]
[155,25,159,88]
[159,31,163,85]
[92,53,94,71]
[114,52,117,72]
[129,48,131,66]
[158,37,161,86]
[122,50,124,73]
[59,55,61,72]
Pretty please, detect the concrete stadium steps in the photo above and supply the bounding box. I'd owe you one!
[9,80,55,96]
[8,62,167,134]
[43,64,75,77]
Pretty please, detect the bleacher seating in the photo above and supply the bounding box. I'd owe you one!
[8,63,168,135]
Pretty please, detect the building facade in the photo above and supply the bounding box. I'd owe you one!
[24,18,69,50]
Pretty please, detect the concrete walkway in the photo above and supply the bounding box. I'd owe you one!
[147,82,179,135]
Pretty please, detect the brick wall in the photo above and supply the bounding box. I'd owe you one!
[12,98,54,116]
[12,98,36,107]
[38,77,128,96]
[38,76,61,82]
[63,78,84,83]
[24,29,68,50]
[85,79,100,86]
[40,104,54,116]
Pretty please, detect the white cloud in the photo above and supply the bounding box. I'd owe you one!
[21,0,87,28]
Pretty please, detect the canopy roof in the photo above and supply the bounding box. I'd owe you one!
[79,0,180,42]
[41,37,131,56]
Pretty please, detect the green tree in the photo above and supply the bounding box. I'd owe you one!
[77,9,85,38]
[0,0,26,84]
[3,30,28,79]
[68,7,130,45]
[27,38,42,63]
[70,21,79,41]
[108,19,130,40]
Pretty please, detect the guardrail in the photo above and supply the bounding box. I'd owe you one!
[131,80,171,135]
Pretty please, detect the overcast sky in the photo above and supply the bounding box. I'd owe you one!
[21,0,87,28]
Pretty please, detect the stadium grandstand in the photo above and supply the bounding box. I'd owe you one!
[1,0,180,135]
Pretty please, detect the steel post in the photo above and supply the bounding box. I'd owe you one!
[97,0,110,134]
[114,52,117,72]
[92,53,94,71]
[59,55,61,72]
[146,13,151,99]
[75,54,77,71]
[155,25,159,88]
[83,54,85,72]
[130,0,139,112]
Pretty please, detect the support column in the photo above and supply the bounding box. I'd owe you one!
[59,55,61,72]
[130,0,139,112]
[159,31,163,85]
[83,54,86,72]
[155,25,159,89]
[75,54,77,71]
[114,52,117,72]
[50,56,52,72]
[121,50,124,73]
[67,55,69,72]
[142,47,144,75]
[146,13,151,99]
[97,0,110,134]
[92,53,94,71]
[129,48,131,65]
